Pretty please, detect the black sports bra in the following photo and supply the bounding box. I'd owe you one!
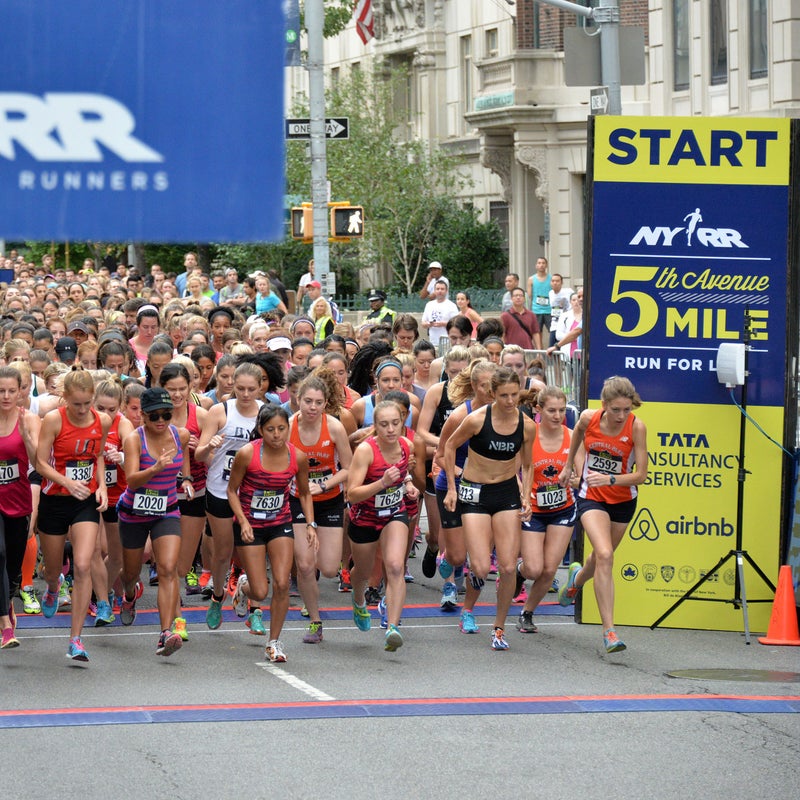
[468,405,524,461]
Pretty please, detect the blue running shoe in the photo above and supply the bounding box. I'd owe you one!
[459,609,479,634]
[384,624,403,652]
[41,575,63,619]
[491,626,509,651]
[558,562,582,607]
[94,599,114,626]
[549,577,560,594]
[438,556,453,580]
[378,597,401,629]
[352,597,371,631]
[66,636,89,662]
[604,628,626,653]
[440,582,458,612]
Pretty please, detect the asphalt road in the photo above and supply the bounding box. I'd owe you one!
[2,558,798,800]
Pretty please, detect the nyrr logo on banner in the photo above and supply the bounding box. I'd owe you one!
[629,207,749,249]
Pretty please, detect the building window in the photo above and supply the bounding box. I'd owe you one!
[673,0,690,91]
[331,67,340,91]
[710,0,728,85]
[485,28,498,58]
[489,201,510,254]
[461,35,473,118]
[749,0,768,78]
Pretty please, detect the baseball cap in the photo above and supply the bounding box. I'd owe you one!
[54,336,78,362]
[307,280,322,289]
[266,336,292,352]
[140,387,173,414]
[428,261,443,271]
[67,320,90,336]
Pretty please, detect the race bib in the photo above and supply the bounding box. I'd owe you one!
[587,451,622,475]
[551,307,563,319]
[132,487,168,515]
[222,450,237,481]
[309,469,332,489]
[535,295,549,306]
[0,458,20,485]
[250,490,284,521]
[375,486,402,516]
[536,485,566,509]
[104,465,118,487]
[458,480,482,505]
[66,459,94,483]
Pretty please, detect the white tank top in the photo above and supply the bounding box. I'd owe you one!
[205,398,263,498]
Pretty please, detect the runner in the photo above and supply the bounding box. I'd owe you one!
[443,367,534,651]
[227,405,316,662]
[36,369,112,662]
[195,363,264,630]
[0,367,39,649]
[347,400,419,652]
[288,374,352,645]
[557,376,647,653]
[117,388,192,656]
[517,386,581,634]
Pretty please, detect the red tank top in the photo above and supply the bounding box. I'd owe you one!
[289,413,341,502]
[578,410,637,503]
[0,415,33,516]
[349,436,410,527]
[530,423,574,513]
[43,407,104,496]
[182,401,208,494]
[103,412,128,504]
[237,441,297,527]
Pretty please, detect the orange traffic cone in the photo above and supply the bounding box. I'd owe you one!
[758,565,800,646]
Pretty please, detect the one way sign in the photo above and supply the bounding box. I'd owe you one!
[285,117,350,140]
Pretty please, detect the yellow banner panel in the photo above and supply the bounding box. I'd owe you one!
[579,402,782,632]
[594,117,790,186]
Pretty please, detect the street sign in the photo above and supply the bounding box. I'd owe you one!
[590,87,609,115]
[285,117,349,140]
[564,26,646,87]
[319,271,336,296]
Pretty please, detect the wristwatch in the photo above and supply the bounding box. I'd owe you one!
[307,521,318,529]
[609,476,616,485]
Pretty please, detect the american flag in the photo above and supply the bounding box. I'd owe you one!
[354,0,374,44]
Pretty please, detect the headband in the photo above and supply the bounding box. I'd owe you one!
[374,359,402,377]
[136,304,160,319]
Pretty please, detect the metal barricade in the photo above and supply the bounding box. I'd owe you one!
[523,349,584,409]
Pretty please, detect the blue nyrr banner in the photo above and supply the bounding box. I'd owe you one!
[0,1,286,242]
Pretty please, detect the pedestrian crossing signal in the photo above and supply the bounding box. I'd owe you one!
[331,206,364,239]
[291,207,313,241]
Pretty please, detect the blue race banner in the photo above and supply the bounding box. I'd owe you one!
[582,117,792,632]
[0,1,286,242]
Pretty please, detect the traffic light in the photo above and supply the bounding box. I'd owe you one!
[290,206,313,241]
[331,205,365,239]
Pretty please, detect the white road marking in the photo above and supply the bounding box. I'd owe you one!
[256,662,336,701]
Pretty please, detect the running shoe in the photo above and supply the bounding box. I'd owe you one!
[120,592,138,626]
[172,617,189,641]
[513,585,528,605]
[404,564,415,583]
[549,577,560,594]
[94,599,114,626]
[185,569,202,596]
[364,586,382,606]
[489,550,498,575]
[66,636,89,662]
[19,586,40,614]
[199,571,213,599]
[352,597,371,631]
[57,578,71,609]
[9,604,16,638]
[414,526,424,545]
[1,627,19,649]
[384,624,403,652]
[226,565,242,599]
[88,600,98,617]
[303,621,324,644]
[246,609,266,636]
[338,567,352,592]
[469,572,485,591]
[300,605,310,618]
[558,562,582,607]
[206,597,223,630]
[513,561,525,600]
[491,626,509,651]
[377,596,402,629]
[232,573,249,618]
[156,629,183,657]
[437,555,454,580]
[266,639,287,663]
[440,582,458,612]
[41,575,63,619]
[289,576,300,598]
[421,546,438,579]
[604,628,626,653]
[459,609,479,634]
[148,563,159,586]
[517,611,538,634]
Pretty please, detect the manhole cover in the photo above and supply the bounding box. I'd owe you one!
[666,669,800,682]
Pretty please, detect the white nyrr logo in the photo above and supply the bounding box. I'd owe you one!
[0,93,164,162]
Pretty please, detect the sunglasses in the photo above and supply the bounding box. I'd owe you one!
[147,411,172,422]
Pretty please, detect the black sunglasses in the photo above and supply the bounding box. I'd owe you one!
[147,411,172,422]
